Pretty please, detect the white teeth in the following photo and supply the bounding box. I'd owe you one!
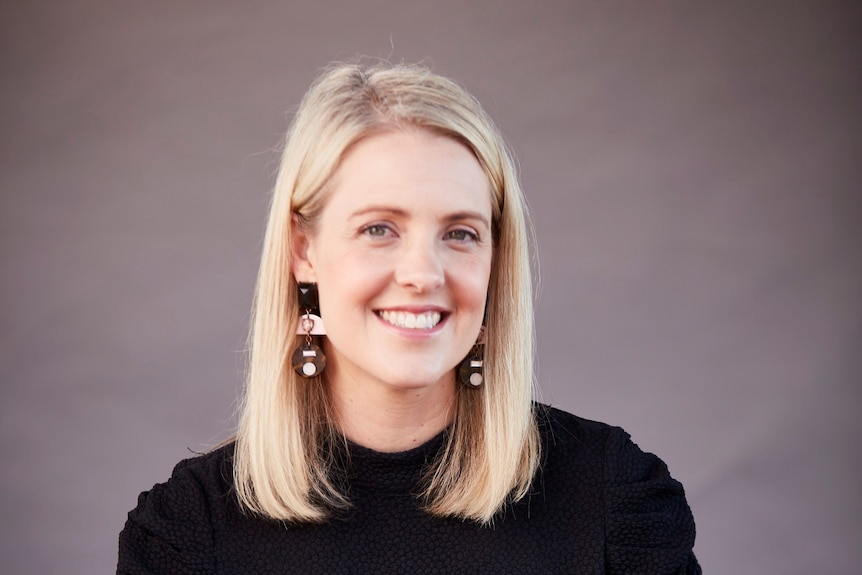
[379,310,442,330]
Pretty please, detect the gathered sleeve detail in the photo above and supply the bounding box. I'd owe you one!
[603,427,701,574]
[117,459,217,575]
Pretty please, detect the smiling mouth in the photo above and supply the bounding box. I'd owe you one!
[378,310,443,330]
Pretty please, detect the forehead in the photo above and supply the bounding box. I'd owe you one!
[322,129,493,218]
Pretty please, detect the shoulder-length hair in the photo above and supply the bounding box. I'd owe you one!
[234,61,540,524]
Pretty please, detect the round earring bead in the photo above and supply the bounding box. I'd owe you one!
[292,342,326,378]
[459,357,483,387]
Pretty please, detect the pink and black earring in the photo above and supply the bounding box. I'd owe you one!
[292,283,327,378]
[458,326,485,388]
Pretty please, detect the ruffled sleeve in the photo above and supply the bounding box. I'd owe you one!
[604,427,701,574]
[117,459,216,575]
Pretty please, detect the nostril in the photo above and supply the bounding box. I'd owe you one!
[394,256,445,292]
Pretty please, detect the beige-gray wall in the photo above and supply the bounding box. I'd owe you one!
[1,1,860,573]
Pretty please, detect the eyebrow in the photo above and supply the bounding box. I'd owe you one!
[444,211,491,230]
[348,206,409,219]
[348,206,491,229]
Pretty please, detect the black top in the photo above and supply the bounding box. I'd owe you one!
[118,406,700,574]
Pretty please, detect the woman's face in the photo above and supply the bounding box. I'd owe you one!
[292,129,493,396]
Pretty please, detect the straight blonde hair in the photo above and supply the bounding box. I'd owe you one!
[234,61,540,524]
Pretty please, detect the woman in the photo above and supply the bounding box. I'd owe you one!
[118,61,700,574]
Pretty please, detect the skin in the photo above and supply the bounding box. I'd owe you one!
[291,129,493,452]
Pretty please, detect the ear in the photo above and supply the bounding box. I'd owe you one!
[290,214,317,283]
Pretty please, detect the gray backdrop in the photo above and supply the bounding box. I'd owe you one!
[2,1,860,573]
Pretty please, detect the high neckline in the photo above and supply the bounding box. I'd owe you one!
[343,429,448,494]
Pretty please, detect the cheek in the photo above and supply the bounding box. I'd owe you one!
[315,253,387,313]
[453,257,493,310]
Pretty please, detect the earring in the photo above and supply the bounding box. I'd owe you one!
[458,326,485,388]
[292,282,327,378]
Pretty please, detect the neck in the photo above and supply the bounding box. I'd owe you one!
[326,368,456,453]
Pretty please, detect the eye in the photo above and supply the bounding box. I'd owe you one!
[445,228,479,242]
[361,224,393,238]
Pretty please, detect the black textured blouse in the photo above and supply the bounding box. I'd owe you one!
[118,406,700,574]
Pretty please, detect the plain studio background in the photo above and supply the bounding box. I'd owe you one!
[1,1,860,573]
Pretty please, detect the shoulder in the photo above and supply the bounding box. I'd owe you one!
[131,441,236,525]
[117,443,236,574]
[534,403,618,440]
[533,403,629,463]
[169,442,236,492]
[533,403,652,487]
[534,403,672,476]
[140,443,235,517]
[533,404,702,573]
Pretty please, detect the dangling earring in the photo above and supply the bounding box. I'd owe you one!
[292,282,327,378]
[458,326,485,388]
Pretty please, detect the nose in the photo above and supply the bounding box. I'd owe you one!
[394,237,445,293]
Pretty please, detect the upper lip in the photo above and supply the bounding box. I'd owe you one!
[374,305,449,313]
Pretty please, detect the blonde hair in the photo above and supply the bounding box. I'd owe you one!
[234,61,540,524]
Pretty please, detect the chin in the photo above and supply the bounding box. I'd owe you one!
[380,369,455,392]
